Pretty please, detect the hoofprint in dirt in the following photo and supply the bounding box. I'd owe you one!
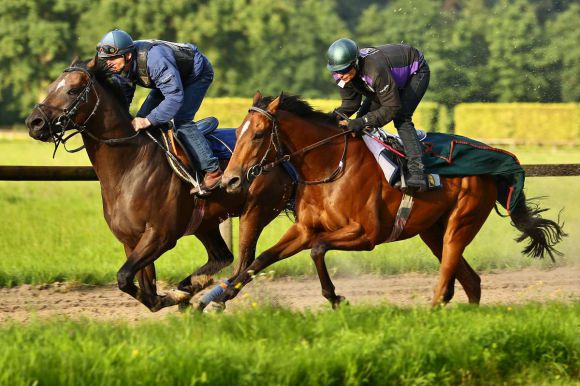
[0,266,578,324]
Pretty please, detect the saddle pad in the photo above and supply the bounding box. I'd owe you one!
[206,129,236,159]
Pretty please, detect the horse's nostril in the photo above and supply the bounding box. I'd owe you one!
[31,118,45,130]
[227,176,241,188]
[225,176,242,193]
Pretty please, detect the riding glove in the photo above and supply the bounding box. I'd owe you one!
[326,110,340,123]
[347,118,365,134]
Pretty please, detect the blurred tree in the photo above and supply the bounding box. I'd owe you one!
[545,3,580,101]
[356,0,454,104]
[181,0,348,99]
[436,0,493,106]
[0,0,90,124]
[76,0,198,58]
[334,0,385,31]
[0,0,575,126]
[486,0,551,101]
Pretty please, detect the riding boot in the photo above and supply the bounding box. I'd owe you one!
[175,121,221,195]
[397,124,428,192]
[201,168,223,191]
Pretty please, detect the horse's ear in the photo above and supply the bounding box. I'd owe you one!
[267,95,281,114]
[252,90,262,106]
[69,56,81,66]
[86,55,98,71]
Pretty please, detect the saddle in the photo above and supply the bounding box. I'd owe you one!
[363,127,442,191]
[159,117,219,171]
[155,117,221,195]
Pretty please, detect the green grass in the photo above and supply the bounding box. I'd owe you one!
[0,302,579,386]
[0,139,579,286]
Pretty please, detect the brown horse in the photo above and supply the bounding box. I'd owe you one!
[25,57,293,311]
[217,92,565,308]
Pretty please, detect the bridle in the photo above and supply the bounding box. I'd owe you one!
[33,66,139,157]
[246,106,352,185]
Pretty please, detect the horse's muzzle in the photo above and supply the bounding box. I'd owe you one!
[25,113,51,142]
[223,171,242,194]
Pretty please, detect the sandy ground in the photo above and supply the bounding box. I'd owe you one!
[0,266,578,323]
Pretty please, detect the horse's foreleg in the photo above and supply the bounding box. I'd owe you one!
[420,225,481,304]
[310,223,369,308]
[230,208,273,279]
[178,227,233,296]
[118,230,188,312]
[136,263,158,298]
[209,223,311,307]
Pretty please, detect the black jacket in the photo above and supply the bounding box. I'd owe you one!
[335,44,426,127]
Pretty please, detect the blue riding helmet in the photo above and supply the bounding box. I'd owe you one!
[96,29,134,58]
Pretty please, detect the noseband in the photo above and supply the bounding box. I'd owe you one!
[33,66,138,157]
[247,106,352,185]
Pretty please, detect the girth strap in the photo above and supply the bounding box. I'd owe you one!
[386,193,414,242]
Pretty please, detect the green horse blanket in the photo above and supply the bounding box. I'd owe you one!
[421,133,524,213]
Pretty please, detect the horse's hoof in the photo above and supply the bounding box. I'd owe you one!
[331,295,348,310]
[163,289,193,306]
[204,301,226,313]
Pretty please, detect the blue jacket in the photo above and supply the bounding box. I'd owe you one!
[117,41,208,126]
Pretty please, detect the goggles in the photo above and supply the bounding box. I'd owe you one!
[96,44,122,56]
[333,65,353,75]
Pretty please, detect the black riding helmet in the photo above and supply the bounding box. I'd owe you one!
[326,38,359,72]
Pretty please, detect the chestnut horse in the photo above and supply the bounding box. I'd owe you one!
[25,58,293,311]
[217,92,565,308]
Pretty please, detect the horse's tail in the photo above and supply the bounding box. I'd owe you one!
[509,194,567,262]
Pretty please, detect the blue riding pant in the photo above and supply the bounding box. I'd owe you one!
[138,57,219,173]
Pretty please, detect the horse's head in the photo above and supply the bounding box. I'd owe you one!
[26,57,100,144]
[223,91,281,194]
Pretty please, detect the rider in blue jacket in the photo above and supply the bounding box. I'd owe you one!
[96,29,222,193]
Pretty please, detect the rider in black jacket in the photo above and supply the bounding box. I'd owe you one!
[326,38,430,191]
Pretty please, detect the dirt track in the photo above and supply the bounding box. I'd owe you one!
[1,266,578,323]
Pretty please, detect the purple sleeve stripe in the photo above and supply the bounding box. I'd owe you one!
[362,74,374,88]
[389,60,421,88]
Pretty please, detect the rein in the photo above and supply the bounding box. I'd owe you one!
[247,106,352,185]
[33,66,140,157]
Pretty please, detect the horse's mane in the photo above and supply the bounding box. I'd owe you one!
[255,94,336,126]
[73,58,131,114]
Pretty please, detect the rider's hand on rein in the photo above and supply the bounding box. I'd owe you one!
[132,117,152,131]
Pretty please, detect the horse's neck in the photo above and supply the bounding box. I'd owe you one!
[82,112,160,188]
[279,112,388,191]
[279,113,351,169]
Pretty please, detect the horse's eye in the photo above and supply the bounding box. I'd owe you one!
[252,132,265,140]
[67,87,83,95]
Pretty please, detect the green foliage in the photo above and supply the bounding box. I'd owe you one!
[0,0,577,125]
[487,0,551,102]
[179,0,348,98]
[0,0,91,123]
[545,4,580,102]
[0,303,579,385]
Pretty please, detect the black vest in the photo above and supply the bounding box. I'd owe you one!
[133,40,195,88]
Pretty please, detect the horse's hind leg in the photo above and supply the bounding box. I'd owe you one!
[177,226,233,296]
[420,224,481,304]
[433,177,495,306]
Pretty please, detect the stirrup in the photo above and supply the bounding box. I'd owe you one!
[190,185,211,197]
